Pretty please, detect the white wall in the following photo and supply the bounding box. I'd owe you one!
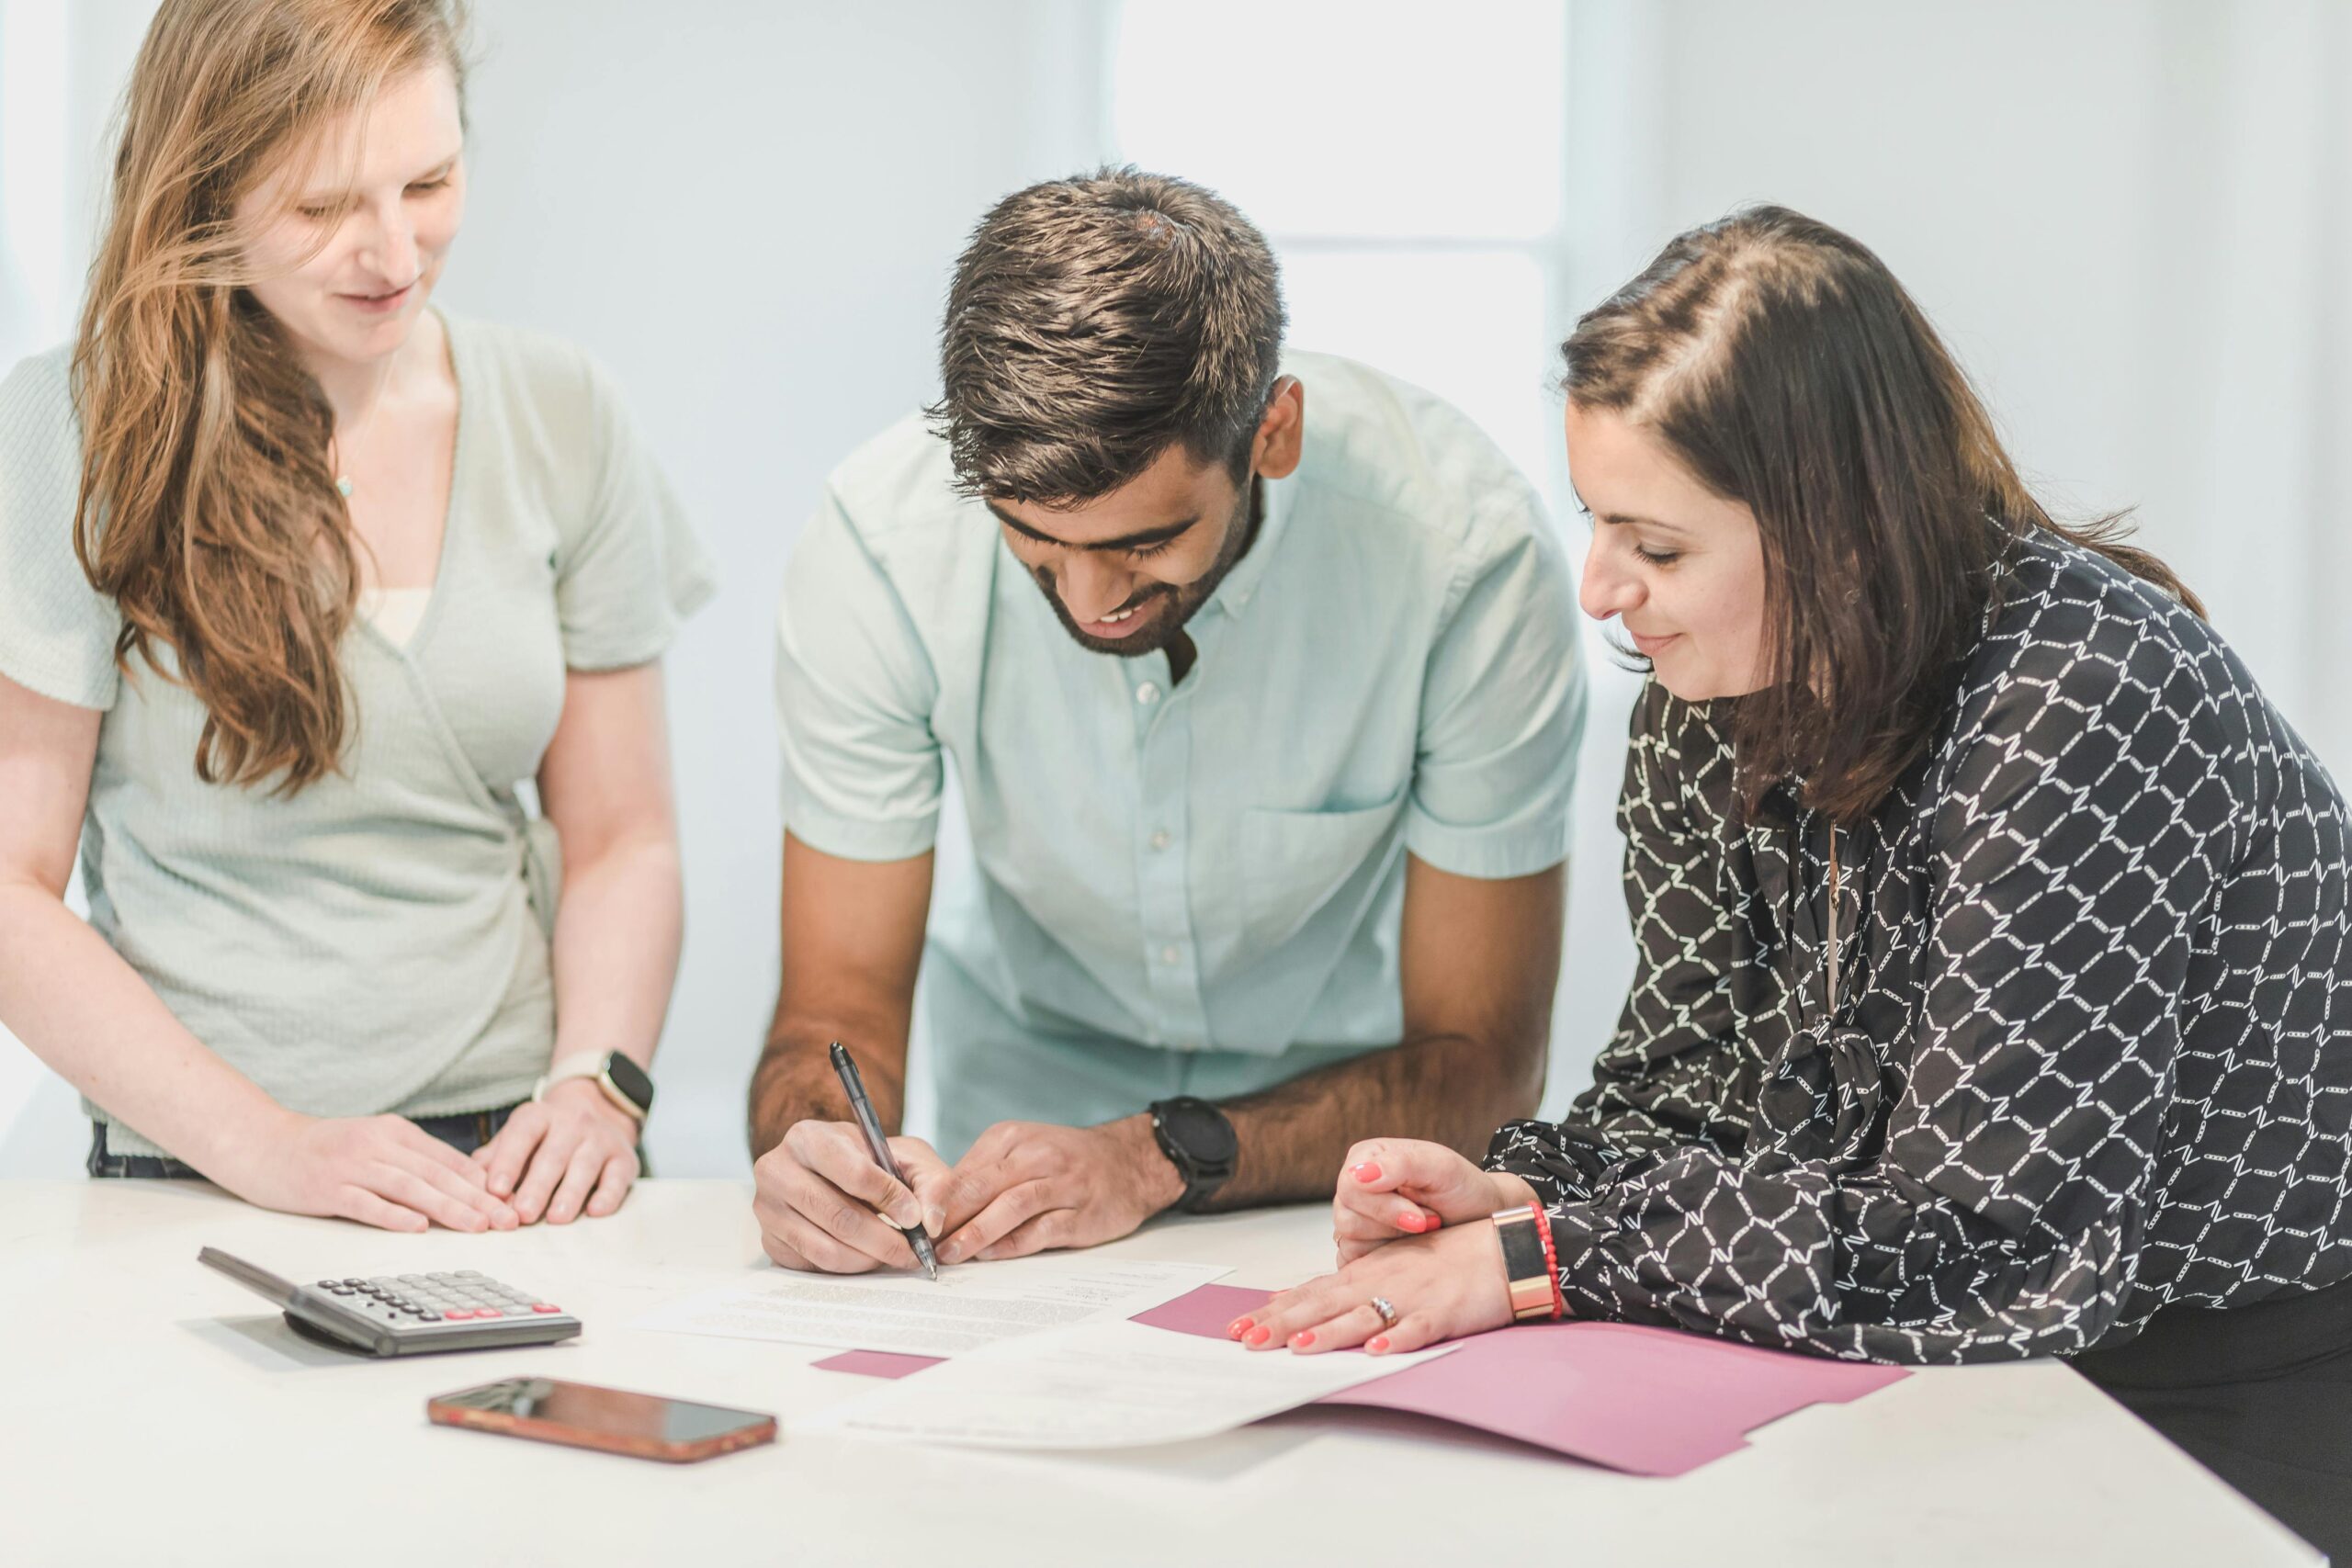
[0,0,1114,1173]
[432,0,1114,1172]
[1584,0,2352,758]
[5,0,2348,1176]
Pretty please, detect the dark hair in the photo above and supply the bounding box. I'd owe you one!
[931,165,1286,503]
[1563,204,2202,824]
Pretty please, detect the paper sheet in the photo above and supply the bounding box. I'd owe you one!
[630,1256,1229,1358]
[805,1317,1454,1450]
[822,1282,1915,1476]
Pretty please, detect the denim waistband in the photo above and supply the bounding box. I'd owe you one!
[86,1105,524,1179]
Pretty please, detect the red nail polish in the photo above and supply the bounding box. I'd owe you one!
[1227,1317,1253,1340]
[1367,1335,1390,1353]
[1246,1325,1272,1347]
[1351,1162,1383,1184]
[1290,1330,1315,1348]
[1396,1212,1424,1232]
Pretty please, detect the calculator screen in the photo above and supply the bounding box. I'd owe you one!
[454,1378,764,1443]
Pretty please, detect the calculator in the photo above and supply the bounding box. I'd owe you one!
[198,1247,582,1358]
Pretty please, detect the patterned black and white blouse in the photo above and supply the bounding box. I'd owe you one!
[1487,529,2352,1364]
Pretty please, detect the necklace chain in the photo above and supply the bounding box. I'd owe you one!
[330,358,400,500]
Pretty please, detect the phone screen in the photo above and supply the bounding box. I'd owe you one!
[435,1378,767,1445]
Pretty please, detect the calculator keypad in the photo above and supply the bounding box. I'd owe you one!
[305,1269,567,1333]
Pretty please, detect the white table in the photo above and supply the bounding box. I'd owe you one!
[0,1179,2320,1567]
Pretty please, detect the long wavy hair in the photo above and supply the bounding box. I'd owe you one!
[72,0,468,794]
[1563,205,2202,825]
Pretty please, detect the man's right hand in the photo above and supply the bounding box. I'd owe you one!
[752,1119,956,1272]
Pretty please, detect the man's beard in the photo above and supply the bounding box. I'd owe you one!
[1032,477,1259,660]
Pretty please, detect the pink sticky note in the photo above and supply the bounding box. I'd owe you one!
[812,1349,944,1379]
[1127,1283,1907,1477]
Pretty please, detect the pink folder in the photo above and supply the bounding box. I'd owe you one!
[815,1282,1907,1476]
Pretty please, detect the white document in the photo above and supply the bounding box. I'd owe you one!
[631,1256,1230,1358]
[805,1317,1455,1450]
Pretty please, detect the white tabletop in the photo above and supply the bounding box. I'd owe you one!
[0,1179,2319,1567]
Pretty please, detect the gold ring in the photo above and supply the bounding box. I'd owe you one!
[1369,1295,1399,1328]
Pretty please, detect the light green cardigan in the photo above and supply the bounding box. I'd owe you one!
[0,315,715,1156]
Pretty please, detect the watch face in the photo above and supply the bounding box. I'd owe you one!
[1165,1100,1237,1167]
[605,1053,655,1114]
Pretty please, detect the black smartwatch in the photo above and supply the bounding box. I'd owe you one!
[1147,1096,1237,1213]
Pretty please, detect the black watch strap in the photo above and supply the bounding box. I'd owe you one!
[1148,1097,1237,1213]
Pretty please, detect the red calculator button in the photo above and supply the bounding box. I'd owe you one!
[444,1309,480,1320]
[473,1308,507,1318]
[531,1304,560,1314]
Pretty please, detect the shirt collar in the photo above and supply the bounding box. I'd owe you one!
[1199,466,1296,624]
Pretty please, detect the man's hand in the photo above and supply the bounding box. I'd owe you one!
[752,1118,956,1273]
[933,1115,1185,1265]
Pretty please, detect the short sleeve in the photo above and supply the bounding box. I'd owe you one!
[1402,517,1587,878]
[0,351,120,710]
[774,486,944,861]
[553,361,717,671]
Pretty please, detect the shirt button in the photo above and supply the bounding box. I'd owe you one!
[1149,829,1171,852]
[1136,682,1161,705]
[1159,945,1181,966]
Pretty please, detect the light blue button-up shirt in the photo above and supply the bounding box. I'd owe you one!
[776,353,1586,1155]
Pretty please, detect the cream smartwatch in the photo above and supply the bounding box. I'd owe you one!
[532,1052,654,1125]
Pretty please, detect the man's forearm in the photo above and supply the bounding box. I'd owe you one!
[747,1026,906,1158]
[1201,1030,1545,1210]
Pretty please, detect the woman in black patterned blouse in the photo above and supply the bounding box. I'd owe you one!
[1246,206,2352,1553]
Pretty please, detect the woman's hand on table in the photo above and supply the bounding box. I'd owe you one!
[229,1111,521,1233]
[472,1080,641,1224]
[1238,1220,1520,1355]
[1332,1137,1538,1264]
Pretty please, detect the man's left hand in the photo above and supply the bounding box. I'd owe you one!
[933,1115,1183,1264]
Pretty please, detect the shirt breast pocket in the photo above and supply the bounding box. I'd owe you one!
[1235,788,1409,952]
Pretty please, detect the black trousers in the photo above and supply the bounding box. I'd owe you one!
[2072,1274,2352,1563]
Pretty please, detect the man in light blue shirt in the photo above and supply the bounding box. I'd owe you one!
[750,169,1586,1274]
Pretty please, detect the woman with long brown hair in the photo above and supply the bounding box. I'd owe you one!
[0,0,709,1230]
[1242,207,2352,1554]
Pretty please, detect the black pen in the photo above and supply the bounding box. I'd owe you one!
[828,1042,941,1281]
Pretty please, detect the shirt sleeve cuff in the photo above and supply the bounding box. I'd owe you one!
[0,640,118,712]
[780,794,938,863]
[1533,1200,1621,1322]
[1402,808,1570,880]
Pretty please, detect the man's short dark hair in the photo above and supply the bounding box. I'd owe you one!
[932,166,1287,503]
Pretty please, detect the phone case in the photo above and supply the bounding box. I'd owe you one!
[427,1398,776,1462]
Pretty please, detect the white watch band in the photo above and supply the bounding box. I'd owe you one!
[532,1053,648,1123]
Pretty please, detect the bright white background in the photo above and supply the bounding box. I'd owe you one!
[2,1,2346,1179]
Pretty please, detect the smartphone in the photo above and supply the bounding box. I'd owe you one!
[427,1376,776,1463]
